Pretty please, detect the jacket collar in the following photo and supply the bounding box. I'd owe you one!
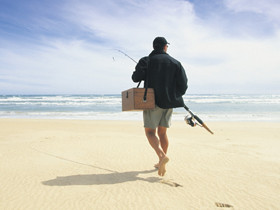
[149,49,167,57]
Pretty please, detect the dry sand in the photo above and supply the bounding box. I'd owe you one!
[0,119,279,210]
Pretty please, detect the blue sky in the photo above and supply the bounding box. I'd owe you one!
[0,0,279,94]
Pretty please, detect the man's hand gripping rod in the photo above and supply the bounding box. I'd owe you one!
[184,105,214,135]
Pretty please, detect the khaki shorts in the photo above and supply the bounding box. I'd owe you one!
[143,106,173,129]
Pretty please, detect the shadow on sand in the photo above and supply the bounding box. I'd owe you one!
[42,169,160,186]
[31,146,161,186]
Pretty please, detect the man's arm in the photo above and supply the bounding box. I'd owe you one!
[176,63,188,95]
[132,57,149,82]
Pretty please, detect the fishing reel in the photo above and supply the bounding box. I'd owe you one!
[184,115,197,127]
[184,112,214,134]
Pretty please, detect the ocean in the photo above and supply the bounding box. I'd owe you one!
[0,94,279,121]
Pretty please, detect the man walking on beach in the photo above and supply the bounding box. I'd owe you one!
[132,37,188,176]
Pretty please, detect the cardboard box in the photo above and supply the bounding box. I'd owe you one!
[122,88,155,111]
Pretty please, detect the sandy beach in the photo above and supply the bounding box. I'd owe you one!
[0,119,279,210]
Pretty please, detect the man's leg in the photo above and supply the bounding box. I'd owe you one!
[145,127,169,176]
[145,128,166,161]
[157,126,168,154]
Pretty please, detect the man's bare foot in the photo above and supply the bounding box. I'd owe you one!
[154,163,159,169]
[158,156,169,176]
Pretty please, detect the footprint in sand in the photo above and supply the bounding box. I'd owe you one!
[215,202,234,209]
[160,179,183,187]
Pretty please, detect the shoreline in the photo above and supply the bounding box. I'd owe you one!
[1,94,279,123]
[0,117,279,122]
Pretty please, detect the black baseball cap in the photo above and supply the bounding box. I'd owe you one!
[153,37,170,49]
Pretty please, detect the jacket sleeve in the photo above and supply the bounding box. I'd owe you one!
[131,57,148,83]
[176,63,188,95]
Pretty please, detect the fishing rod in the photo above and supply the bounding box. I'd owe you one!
[115,49,142,87]
[115,49,137,64]
[184,105,214,134]
[116,49,214,135]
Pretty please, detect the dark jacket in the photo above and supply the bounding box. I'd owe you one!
[132,50,188,109]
